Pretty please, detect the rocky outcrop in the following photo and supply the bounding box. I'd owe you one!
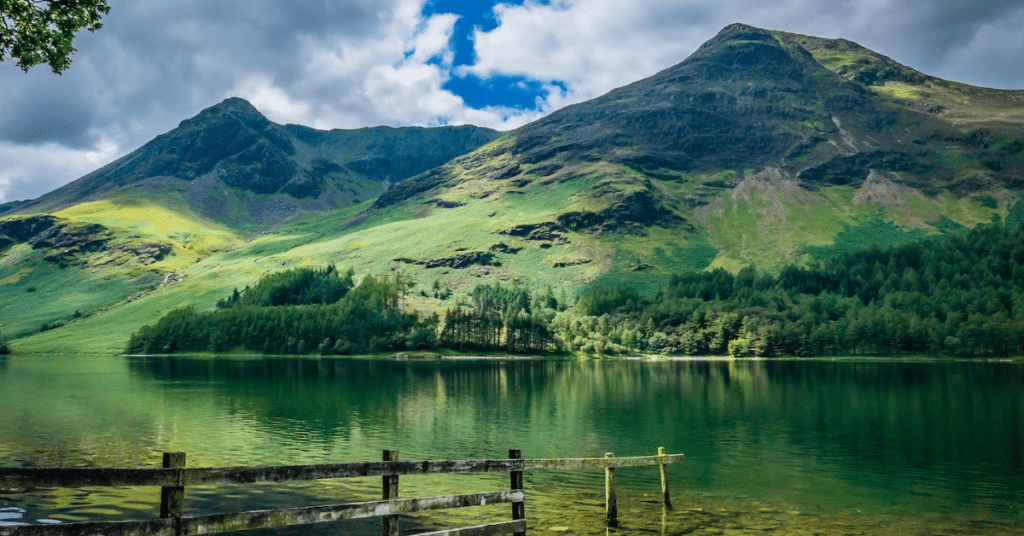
[488,242,522,254]
[394,251,500,269]
[0,215,175,266]
[550,258,592,268]
[108,240,172,266]
[432,199,466,208]
[559,186,685,235]
[497,222,569,243]
[373,167,450,209]
[854,170,906,206]
[31,223,108,251]
[0,215,60,242]
[30,222,111,264]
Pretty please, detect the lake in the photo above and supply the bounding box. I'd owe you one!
[1,355,1022,535]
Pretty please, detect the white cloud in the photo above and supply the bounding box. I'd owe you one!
[229,3,543,131]
[408,13,460,65]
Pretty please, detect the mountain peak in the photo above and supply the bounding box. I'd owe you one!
[197,96,261,117]
[217,96,258,110]
[709,22,774,42]
[184,97,269,131]
[685,23,778,57]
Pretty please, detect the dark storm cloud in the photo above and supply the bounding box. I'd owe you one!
[856,0,1024,87]
[2,0,389,149]
[0,75,99,147]
[904,0,1020,38]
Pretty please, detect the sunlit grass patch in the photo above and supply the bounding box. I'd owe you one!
[872,81,923,101]
[0,266,33,285]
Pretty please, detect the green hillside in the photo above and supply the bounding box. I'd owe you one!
[5,23,1024,355]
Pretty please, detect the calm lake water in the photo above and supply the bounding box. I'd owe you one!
[1,355,1022,535]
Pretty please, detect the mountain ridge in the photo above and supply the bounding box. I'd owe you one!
[13,97,501,227]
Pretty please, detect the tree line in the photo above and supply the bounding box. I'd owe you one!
[562,223,1024,357]
[127,223,1024,358]
[125,271,563,355]
[126,272,423,355]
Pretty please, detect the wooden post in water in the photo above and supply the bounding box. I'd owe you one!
[658,446,672,509]
[509,449,525,536]
[604,452,618,528]
[160,452,185,519]
[382,449,399,536]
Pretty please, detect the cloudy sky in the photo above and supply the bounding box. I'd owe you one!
[2,0,1024,204]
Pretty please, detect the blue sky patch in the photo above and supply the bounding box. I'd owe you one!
[445,74,560,110]
[422,0,555,111]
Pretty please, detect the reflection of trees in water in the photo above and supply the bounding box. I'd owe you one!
[123,357,1024,504]
[670,360,1024,478]
[125,357,597,458]
[752,360,1024,473]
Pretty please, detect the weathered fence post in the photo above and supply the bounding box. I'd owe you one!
[509,449,525,536]
[382,450,399,536]
[658,446,671,509]
[160,451,186,530]
[604,452,617,528]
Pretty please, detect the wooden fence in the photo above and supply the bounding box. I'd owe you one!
[0,448,684,535]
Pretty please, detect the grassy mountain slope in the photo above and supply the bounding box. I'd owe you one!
[7,23,1024,354]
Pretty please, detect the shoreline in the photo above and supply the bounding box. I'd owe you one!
[103,352,1024,363]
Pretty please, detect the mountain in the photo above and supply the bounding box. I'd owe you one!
[4,23,1024,354]
[17,98,501,227]
[364,23,1024,272]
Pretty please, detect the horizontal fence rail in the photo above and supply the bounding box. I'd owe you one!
[0,448,684,535]
[0,455,683,488]
[524,454,685,471]
[0,459,526,488]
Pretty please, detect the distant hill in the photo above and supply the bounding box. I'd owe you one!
[14,97,500,228]
[4,23,1024,354]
